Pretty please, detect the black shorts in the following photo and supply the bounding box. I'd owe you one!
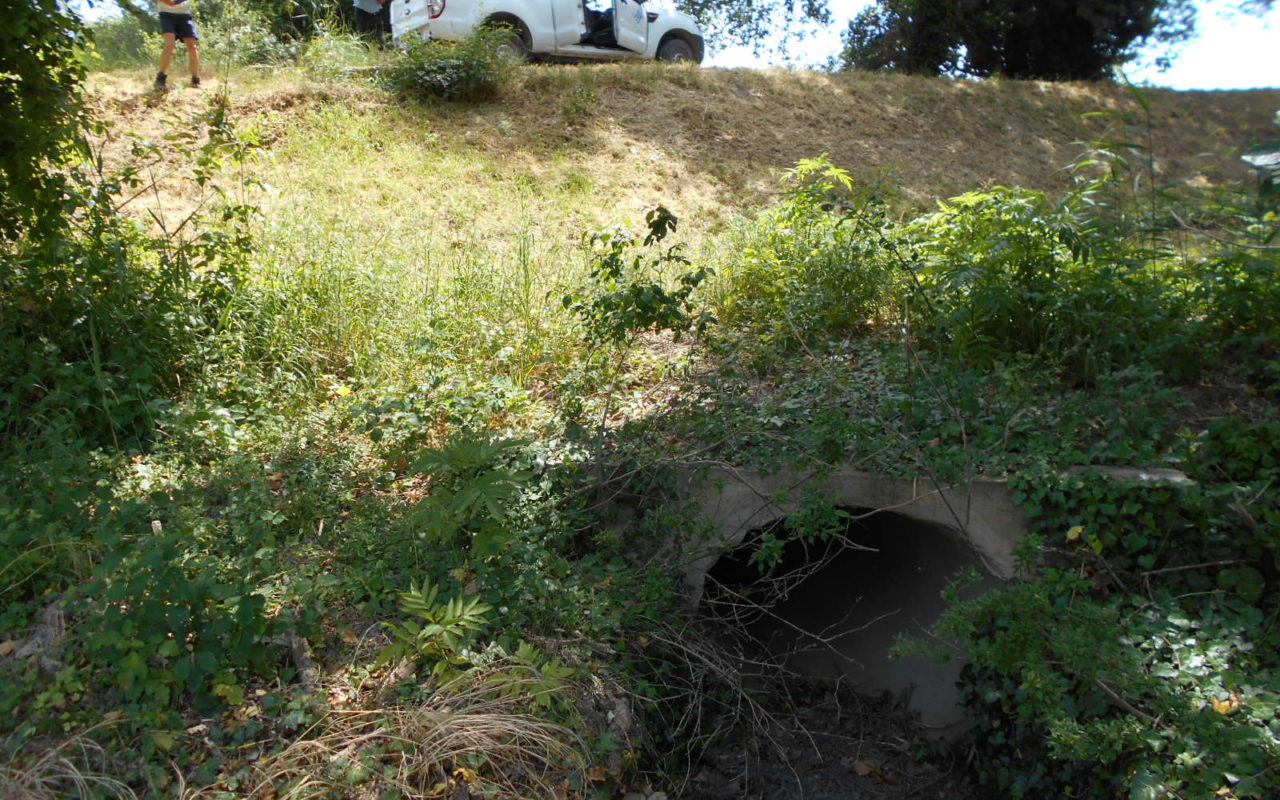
[355,5,391,39]
[159,12,198,41]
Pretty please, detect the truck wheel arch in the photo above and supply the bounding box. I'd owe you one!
[483,13,532,47]
[657,31,703,63]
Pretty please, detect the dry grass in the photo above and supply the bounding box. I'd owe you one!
[85,62,1280,246]
[1,728,137,800]
[184,671,584,800]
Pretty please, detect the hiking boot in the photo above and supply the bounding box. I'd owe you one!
[191,75,201,88]
[154,72,167,90]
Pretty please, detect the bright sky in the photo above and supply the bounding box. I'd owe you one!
[71,0,1279,89]
[705,0,1280,90]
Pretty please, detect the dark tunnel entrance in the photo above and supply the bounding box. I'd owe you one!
[701,507,999,731]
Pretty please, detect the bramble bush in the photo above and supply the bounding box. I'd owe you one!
[934,445,1280,798]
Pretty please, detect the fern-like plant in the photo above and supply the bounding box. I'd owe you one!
[378,580,492,681]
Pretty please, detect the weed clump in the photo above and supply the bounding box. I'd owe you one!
[386,28,522,102]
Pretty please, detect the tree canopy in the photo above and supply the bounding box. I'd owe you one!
[834,0,1263,80]
[681,0,831,50]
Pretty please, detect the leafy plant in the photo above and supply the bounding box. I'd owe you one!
[378,580,492,681]
[711,155,894,347]
[198,0,300,66]
[399,435,534,560]
[0,0,88,244]
[925,458,1280,798]
[2,101,261,450]
[385,28,521,102]
[900,184,1196,379]
[564,206,715,347]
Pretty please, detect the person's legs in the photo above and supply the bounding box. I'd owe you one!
[159,32,177,75]
[354,8,377,40]
[157,31,176,88]
[185,39,200,84]
[377,2,392,45]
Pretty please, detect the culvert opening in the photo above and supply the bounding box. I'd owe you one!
[701,507,999,731]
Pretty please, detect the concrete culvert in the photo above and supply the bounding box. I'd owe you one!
[700,508,1000,733]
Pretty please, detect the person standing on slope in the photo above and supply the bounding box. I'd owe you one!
[155,0,200,90]
[354,0,393,45]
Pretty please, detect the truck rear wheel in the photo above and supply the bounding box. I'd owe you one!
[657,38,695,62]
[496,31,530,62]
[483,19,531,62]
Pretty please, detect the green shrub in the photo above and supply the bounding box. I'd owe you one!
[385,28,521,102]
[711,156,895,347]
[0,0,87,243]
[1196,249,1280,364]
[86,0,300,70]
[901,186,1195,380]
[1,104,258,450]
[384,27,519,101]
[564,206,714,347]
[924,459,1280,799]
[948,574,1279,799]
[299,26,384,79]
[714,156,1275,383]
[200,1,300,66]
[86,14,158,69]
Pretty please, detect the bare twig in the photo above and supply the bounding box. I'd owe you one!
[1141,559,1250,577]
[1093,677,1164,728]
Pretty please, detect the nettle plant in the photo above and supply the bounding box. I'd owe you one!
[710,155,896,348]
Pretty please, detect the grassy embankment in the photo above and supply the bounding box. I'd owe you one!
[4,52,1278,798]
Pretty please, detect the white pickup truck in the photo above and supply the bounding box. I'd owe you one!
[392,0,705,63]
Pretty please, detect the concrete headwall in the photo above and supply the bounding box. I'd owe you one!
[678,466,1028,602]
[677,463,1195,600]
[675,464,1192,729]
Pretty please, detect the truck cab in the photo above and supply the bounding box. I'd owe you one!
[393,0,705,63]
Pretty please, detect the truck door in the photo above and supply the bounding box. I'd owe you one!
[612,0,648,53]
[393,0,430,41]
[551,0,587,47]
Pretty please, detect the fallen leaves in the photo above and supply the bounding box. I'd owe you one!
[853,759,901,785]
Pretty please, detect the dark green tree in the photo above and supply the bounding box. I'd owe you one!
[0,0,90,242]
[836,0,1222,80]
[838,0,962,74]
